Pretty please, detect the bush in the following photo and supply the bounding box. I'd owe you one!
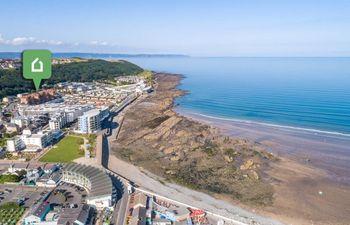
[201,140,218,156]
[0,174,21,184]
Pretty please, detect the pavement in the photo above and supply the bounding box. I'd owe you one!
[110,180,129,225]
[103,115,130,225]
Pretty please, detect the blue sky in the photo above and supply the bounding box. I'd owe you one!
[1,0,350,56]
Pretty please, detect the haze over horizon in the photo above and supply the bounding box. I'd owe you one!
[1,0,350,57]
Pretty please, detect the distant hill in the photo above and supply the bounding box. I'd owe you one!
[0,59,143,98]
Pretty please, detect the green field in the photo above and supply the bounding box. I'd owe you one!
[39,136,84,163]
[0,174,21,184]
[0,202,25,225]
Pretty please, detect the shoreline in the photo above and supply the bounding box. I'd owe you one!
[111,73,350,225]
[172,73,350,224]
[171,75,350,224]
[176,108,350,185]
[174,108,350,138]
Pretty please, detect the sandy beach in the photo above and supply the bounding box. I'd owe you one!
[176,108,350,224]
[110,73,350,225]
[176,110,350,185]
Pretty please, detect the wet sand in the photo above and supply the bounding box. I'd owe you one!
[177,110,350,185]
[176,109,350,225]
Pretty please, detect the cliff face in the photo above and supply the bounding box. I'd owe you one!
[112,73,276,206]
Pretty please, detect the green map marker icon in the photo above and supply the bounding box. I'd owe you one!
[22,50,52,90]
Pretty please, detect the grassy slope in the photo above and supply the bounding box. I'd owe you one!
[39,136,84,163]
[0,59,143,98]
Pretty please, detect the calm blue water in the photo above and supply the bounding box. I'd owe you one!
[2,53,350,135]
[123,57,350,136]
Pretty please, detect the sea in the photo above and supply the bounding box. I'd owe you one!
[2,53,350,137]
[126,57,350,137]
[125,56,350,183]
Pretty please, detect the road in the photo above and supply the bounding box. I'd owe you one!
[99,98,135,225]
[104,115,131,225]
[103,132,129,225]
[110,179,129,225]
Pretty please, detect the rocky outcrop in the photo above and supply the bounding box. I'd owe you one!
[112,73,275,206]
[144,117,182,141]
[240,159,254,170]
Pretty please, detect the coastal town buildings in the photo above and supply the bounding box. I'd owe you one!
[77,109,101,134]
[36,172,61,187]
[49,112,67,130]
[19,89,57,105]
[0,59,21,70]
[24,202,93,225]
[6,136,25,152]
[24,201,52,225]
[52,58,74,65]
[5,123,19,133]
[21,130,53,150]
[77,107,109,134]
[1,77,149,157]
[10,117,26,128]
[57,204,93,225]
[62,163,115,209]
[6,129,53,152]
[2,95,16,103]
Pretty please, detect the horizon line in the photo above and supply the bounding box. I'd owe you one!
[1,51,350,58]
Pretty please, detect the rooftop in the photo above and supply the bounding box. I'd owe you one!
[57,204,92,225]
[82,109,101,117]
[63,163,113,198]
[32,201,51,218]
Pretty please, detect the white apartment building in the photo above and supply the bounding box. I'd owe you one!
[65,110,78,123]
[21,134,47,149]
[7,137,25,152]
[10,117,29,128]
[49,119,60,130]
[65,105,92,123]
[6,130,53,152]
[49,112,67,130]
[77,109,102,134]
[47,106,93,131]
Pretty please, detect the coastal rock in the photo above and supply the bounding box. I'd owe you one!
[112,73,274,206]
[165,170,176,175]
[224,155,234,163]
[144,116,182,140]
[176,130,187,137]
[163,146,178,154]
[152,143,158,148]
[248,170,259,180]
[189,141,201,149]
[162,130,172,139]
[240,159,254,170]
[170,155,180,161]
